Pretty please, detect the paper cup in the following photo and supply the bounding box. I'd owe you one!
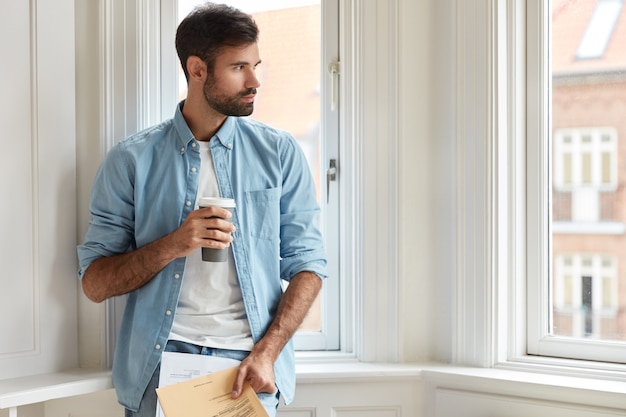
[198,197,236,262]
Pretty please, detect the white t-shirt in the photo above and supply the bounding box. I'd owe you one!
[168,140,253,351]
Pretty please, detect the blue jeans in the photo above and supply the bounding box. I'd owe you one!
[125,340,280,417]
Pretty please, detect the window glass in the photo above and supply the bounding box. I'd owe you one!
[551,0,626,343]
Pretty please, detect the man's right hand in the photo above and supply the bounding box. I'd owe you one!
[168,206,236,257]
[81,206,235,303]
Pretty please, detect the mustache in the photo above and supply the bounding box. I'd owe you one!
[240,88,257,97]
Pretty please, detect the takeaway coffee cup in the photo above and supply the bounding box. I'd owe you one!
[198,197,236,262]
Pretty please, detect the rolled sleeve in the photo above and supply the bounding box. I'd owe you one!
[280,250,327,282]
[77,145,136,279]
[278,136,328,282]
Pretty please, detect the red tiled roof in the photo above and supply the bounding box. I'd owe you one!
[553,0,626,74]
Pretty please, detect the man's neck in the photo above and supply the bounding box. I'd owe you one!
[181,97,227,142]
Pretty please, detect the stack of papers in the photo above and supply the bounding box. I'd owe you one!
[155,352,268,417]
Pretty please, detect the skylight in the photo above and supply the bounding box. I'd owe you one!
[576,0,623,60]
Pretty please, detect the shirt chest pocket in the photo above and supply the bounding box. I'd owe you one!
[244,187,281,240]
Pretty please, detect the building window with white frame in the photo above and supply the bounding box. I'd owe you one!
[552,127,618,223]
[552,128,617,192]
[527,0,626,364]
[553,254,618,339]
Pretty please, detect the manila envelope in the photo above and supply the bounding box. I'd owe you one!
[156,366,269,417]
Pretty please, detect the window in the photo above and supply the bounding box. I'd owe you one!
[553,254,618,338]
[101,0,401,366]
[527,0,626,365]
[552,128,617,192]
[167,0,340,351]
[576,0,623,60]
[552,127,618,225]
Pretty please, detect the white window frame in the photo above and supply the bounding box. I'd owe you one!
[454,0,626,375]
[526,0,626,365]
[162,0,341,352]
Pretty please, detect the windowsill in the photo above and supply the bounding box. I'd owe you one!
[294,352,421,381]
[0,369,113,410]
[421,363,626,410]
[2,361,626,411]
[296,360,422,382]
[296,360,626,411]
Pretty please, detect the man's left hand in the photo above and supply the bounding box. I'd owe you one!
[231,352,276,397]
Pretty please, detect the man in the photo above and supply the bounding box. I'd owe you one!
[77,3,327,416]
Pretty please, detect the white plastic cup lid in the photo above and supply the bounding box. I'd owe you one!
[198,197,236,208]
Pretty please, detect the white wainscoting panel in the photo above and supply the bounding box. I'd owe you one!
[435,388,626,417]
[0,0,36,358]
[333,408,399,417]
[45,389,123,417]
[5,365,626,417]
[277,408,314,417]
[0,0,78,380]
[67,414,115,417]
[278,377,422,417]
[0,403,43,417]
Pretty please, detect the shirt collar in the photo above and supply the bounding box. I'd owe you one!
[213,116,235,149]
[173,101,236,151]
[173,101,196,152]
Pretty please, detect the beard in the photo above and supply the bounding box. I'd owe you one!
[203,75,256,117]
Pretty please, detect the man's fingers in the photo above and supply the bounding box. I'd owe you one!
[246,375,275,394]
[231,368,247,399]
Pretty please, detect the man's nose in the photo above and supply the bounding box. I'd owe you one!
[246,69,260,89]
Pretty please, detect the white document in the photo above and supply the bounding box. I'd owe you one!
[156,351,241,417]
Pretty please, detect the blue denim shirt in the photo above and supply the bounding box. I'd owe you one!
[77,102,327,410]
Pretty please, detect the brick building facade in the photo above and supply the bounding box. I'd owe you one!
[552,0,626,340]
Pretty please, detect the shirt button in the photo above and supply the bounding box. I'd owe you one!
[227,143,233,149]
[191,167,197,173]
[166,310,172,316]
[180,147,185,153]
[186,201,192,207]
[174,273,181,279]
[191,142,197,148]
[155,344,161,350]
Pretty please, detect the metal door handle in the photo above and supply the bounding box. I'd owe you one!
[326,159,337,203]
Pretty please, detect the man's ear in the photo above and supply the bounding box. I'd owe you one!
[186,56,207,81]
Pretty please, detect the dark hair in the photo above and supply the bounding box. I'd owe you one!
[175,2,259,81]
